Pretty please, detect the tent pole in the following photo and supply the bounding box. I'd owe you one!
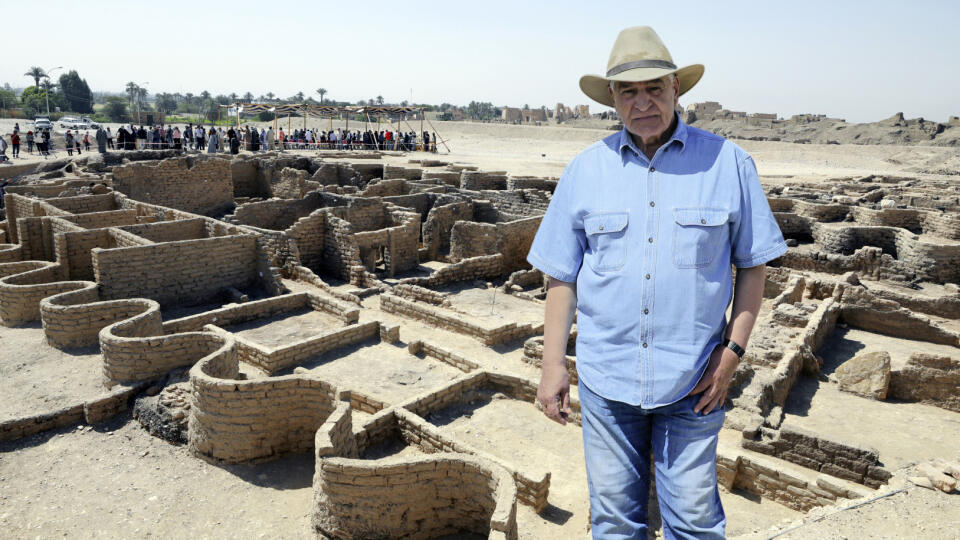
[419,108,424,151]
[425,117,450,153]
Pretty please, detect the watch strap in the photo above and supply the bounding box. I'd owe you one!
[723,338,745,359]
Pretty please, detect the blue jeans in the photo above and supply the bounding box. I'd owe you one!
[579,380,725,539]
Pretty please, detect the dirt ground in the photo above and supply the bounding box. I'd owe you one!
[2,122,960,538]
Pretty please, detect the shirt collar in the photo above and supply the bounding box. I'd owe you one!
[618,112,688,161]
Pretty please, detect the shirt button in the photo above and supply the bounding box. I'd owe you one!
[649,201,655,207]
[650,167,656,173]
[599,225,604,230]
[643,308,649,314]
[642,342,648,348]
[700,218,707,224]
[648,237,654,243]
[645,273,651,280]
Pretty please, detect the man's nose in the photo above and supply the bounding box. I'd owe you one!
[633,93,652,111]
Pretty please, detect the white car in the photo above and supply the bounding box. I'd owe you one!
[33,116,54,132]
[59,116,99,130]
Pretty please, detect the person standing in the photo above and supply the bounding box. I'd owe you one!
[83,131,91,152]
[0,134,7,162]
[106,127,114,149]
[173,126,181,150]
[530,26,786,539]
[65,131,75,156]
[26,130,35,154]
[96,126,107,153]
[206,127,219,153]
[11,131,20,158]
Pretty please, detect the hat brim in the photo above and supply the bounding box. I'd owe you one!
[579,64,704,107]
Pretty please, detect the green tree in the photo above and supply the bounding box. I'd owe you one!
[20,85,67,117]
[103,96,129,121]
[316,88,326,104]
[0,87,17,112]
[58,70,94,113]
[376,95,384,105]
[243,91,254,102]
[125,81,139,107]
[155,92,177,113]
[24,66,46,87]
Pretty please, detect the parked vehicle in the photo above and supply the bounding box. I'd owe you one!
[33,116,54,131]
[58,116,99,129]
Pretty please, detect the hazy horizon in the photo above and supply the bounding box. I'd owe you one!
[2,0,958,123]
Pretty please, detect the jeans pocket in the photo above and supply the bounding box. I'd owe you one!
[672,207,729,269]
[584,211,629,272]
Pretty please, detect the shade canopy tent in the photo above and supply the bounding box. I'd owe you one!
[219,103,449,152]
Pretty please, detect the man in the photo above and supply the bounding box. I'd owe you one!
[96,126,107,153]
[528,26,786,539]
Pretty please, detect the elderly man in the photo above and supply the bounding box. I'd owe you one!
[528,26,786,538]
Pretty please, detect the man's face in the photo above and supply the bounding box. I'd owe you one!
[609,76,680,144]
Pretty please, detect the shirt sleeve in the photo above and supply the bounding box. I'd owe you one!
[731,154,788,268]
[526,167,586,283]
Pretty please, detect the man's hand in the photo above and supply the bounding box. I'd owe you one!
[538,361,572,425]
[688,344,739,415]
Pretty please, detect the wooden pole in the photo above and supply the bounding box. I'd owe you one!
[419,108,424,151]
[302,104,306,133]
[425,117,451,153]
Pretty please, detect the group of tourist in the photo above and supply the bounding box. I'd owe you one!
[0,123,54,160]
[279,128,437,152]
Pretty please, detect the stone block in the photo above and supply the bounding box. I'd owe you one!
[834,350,891,399]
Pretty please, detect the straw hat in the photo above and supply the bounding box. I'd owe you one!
[580,26,704,107]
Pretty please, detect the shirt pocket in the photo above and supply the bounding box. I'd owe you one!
[672,207,729,269]
[584,211,629,272]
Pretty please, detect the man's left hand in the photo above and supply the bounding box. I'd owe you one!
[688,344,739,415]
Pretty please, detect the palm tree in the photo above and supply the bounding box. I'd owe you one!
[243,92,254,102]
[24,66,46,87]
[125,81,139,107]
[376,95,384,105]
[265,92,275,102]
[228,92,237,102]
[294,91,305,102]
[316,88,327,104]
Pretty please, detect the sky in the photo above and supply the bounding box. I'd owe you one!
[2,0,958,123]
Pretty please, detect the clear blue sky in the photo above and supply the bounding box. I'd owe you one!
[3,0,958,122]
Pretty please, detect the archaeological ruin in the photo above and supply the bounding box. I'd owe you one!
[1,145,959,538]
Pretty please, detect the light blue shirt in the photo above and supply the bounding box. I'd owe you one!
[527,116,787,408]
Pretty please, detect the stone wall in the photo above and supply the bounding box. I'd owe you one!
[232,321,381,375]
[422,201,473,260]
[741,426,891,489]
[888,352,960,412]
[381,293,534,345]
[450,217,540,273]
[111,156,234,216]
[93,235,257,307]
[189,341,340,463]
[118,218,207,242]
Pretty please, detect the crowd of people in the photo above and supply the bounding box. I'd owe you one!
[1,121,439,164]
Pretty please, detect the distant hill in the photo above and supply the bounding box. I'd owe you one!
[686,111,959,147]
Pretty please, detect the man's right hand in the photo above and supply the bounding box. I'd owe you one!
[538,361,572,425]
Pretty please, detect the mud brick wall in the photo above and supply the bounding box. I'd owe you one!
[238,321,381,375]
[422,201,473,260]
[162,293,308,333]
[93,235,257,307]
[0,261,77,326]
[39,284,146,349]
[111,157,233,216]
[381,293,532,345]
[506,176,557,192]
[118,218,206,242]
[721,449,872,512]
[408,340,480,372]
[850,207,923,230]
[741,426,891,488]
[230,158,261,198]
[190,351,339,463]
[314,400,361,459]
[383,165,422,181]
[773,213,812,237]
[67,209,139,229]
[52,227,110,281]
[230,196,321,231]
[401,254,504,288]
[921,211,960,240]
[393,284,447,305]
[100,301,231,385]
[889,352,960,412]
[360,179,410,197]
[461,171,508,191]
[381,192,434,217]
[15,217,54,261]
[837,287,960,346]
[450,221,498,260]
[521,337,578,384]
[421,170,461,186]
[313,453,517,540]
[44,193,117,214]
[287,210,351,279]
[3,193,43,243]
[0,243,22,263]
[482,190,552,217]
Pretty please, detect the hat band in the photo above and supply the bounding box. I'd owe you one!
[606,59,677,77]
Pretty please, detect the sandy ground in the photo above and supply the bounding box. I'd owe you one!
[2,120,960,538]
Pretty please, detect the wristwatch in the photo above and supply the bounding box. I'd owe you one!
[723,338,745,359]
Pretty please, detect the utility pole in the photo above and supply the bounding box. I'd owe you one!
[43,66,63,116]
